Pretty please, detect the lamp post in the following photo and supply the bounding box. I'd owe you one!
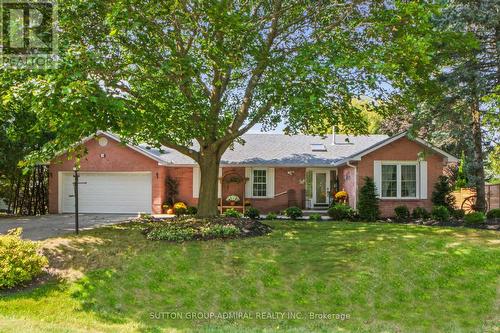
[72,167,80,234]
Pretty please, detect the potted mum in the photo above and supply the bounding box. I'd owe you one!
[334,190,348,204]
[173,202,187,216]
[226,195,240,206]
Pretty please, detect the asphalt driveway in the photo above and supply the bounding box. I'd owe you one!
[0,214,135,240]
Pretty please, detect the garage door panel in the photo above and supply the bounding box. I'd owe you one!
[61,172,152,213]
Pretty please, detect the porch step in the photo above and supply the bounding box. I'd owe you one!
[313,204,329,208]
[303,210,328,216]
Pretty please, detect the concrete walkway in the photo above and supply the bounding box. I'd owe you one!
[0,214,135,240]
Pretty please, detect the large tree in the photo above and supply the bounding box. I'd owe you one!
[392,0,499,211]
[4,1,446,217]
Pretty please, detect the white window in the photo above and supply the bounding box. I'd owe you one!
[380,163,418,199]
[381,165,397,198]
[245,167,275,199]
[252,169,267,197]
[401,165,417,197]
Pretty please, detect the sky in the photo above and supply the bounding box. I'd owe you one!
[248,122,286,134]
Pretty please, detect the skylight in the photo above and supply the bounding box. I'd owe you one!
[310,143,327,152]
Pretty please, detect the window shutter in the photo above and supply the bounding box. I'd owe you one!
[245,167,252,198]
[217,168,222,199]
[374,161,382,197]
[267,168,275,198]
[419,161,428,199]
[192,166,200,198]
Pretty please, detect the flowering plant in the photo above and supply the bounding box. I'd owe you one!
[334,191,348,201]
[173,202,187,210]
[226,195,240,203]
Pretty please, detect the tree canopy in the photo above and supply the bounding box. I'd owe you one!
[2,0,458,216]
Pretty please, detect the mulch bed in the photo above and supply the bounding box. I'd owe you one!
[138,216,273,241]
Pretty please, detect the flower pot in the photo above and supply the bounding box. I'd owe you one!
[230,202,236,206]
[167,208,174,214]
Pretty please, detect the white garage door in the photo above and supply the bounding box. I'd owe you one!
[60,172,152,214]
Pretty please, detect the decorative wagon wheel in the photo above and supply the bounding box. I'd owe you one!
[461,195,489,213]
[461,195,477,213]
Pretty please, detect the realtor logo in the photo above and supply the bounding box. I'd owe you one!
[1,0,58,68]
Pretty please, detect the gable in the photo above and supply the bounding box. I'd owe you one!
[51,133,160,171]
[362,136,446,162]
[335,132,458,166]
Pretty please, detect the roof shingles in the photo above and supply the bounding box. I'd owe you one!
[141,133,389,167]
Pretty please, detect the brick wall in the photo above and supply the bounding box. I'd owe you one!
[219,167,306,213]
[356,137,448,217]
[249,167,306,213]
[48,134,166,214]
[166,167,198,207]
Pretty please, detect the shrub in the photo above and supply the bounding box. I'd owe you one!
[165,176,179,206]
[223,208,242,218]
[0,228,48,289]
[328,204,353,221]
[265,212,278,220]
[451,209,465,219]
[358,177,380,221]
[284,206,303,220]
[244,207,260,219]
[486,208,500,219]
[309,213,322,221]
[186,206,198,215]
[201,224,240,238]
[146,225,197,241]
[394,205,410,222]
[431,205,450,222]
[431,176,456,211]
[412,207,430,219]
[464,212,486,226]
[173,202,187,216]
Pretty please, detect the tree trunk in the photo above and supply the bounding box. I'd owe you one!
[196,154,221,217]
[471,98,486,212]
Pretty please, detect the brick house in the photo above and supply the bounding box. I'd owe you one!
[48,131,458,217]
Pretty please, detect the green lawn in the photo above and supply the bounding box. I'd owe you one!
[1,221,499,332]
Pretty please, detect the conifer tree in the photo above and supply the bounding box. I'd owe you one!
[358,177,380,221]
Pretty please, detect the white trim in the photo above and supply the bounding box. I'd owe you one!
[419,160,428,199]
[378,161,419,200]
[335,131,458,166]
[245,168,252,198]
[193,166,222,198]
[58,172,63,213]
[311,170,330,205]
[374,161,382,198]
[305,168,336,205]
[267,167,275,198]
[413,138,459,163]
[192,166,200,198]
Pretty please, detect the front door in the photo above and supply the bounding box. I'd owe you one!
[312,170,330,205]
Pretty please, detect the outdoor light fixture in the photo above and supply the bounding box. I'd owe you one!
[287,170,295,176]
[98,137,108,147]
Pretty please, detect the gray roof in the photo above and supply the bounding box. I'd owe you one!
[139,133,390,167]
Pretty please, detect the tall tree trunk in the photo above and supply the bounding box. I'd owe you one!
[196,154,221,217]
[471,98,486,212]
